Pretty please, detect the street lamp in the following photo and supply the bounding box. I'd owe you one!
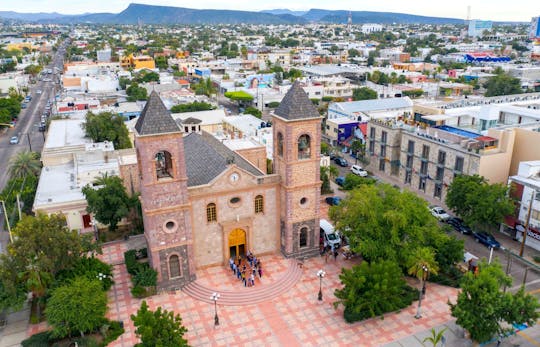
[317,269,326,301]
[211,292,220,326]
[415,265,428,319]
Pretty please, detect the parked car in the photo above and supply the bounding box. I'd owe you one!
[9,136,19,144]
[36,89,42,94]
[325,196,342,206]
[429,206,451,221]
[334,157,348,167]
[350,165,368,177]
[472,232,501,249]
[446,217,472,234]
[335,176,345,186]
[320,219,341,249]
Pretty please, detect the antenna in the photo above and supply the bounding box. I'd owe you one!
[347,11,352,34]
[466,5,471,24]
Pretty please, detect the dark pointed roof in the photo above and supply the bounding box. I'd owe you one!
[274,81,320,121]
[135,91,180,135]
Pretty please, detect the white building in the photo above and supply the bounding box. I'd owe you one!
[361,24,383,34]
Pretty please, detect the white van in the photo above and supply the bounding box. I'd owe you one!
[320,219,341,249]
[351,165,368,177]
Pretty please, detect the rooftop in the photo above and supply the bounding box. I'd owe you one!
[135,91,180,136]
[274,81,320,121]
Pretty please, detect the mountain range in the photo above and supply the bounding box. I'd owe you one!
[0,3,467,25]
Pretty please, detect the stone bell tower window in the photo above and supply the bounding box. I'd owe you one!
[298,134,311,160]
[156,151,173,179]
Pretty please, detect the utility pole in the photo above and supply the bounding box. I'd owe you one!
[0,200,13,243]
[519,190,535,257]
[16,194,22,220]
[26,132,32,152]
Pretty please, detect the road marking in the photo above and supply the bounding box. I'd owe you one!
[518,330,540,347]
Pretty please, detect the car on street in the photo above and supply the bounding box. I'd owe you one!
[335,176,345,186]
[334,157,348,167]
[429,206,451,221]
[36,89,42,94]
[472,232,501,249]
[325,196,342,206]
[350,165,368,177]
[446,217,472,234]
[9,136,19,144]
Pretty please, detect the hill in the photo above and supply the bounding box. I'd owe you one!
[302,9,464,24]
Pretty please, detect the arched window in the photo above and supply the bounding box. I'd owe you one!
[155,151,173,179]
[277,132,284,157]
[206,203,217,222]
[298,134,311,160]
[254,195,264,213]
[299,227,308,248]
[169,254,181,278]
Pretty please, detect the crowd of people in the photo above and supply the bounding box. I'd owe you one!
[228,251,263,287]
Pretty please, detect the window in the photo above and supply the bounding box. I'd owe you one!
[420,161,428,175]
[298,134,311,160]
[454,156,464,173]
[419,177,427,191]
[168,255,181,278]
[230,197,241,204]
[370,127,376,139]
[380,144,386,158]
[437,150,446,165]
[277,132,284,157]
[436,166,444,181]
[407,140,415,154]
[369,140,375,155]
[299,227,308,248]
[254,195,264,213]
[379,158,386,171]
[434,183,443,198]
[300,197,308,205]
[406,154,413,168]
[532,209,540,221]
[381,131,387,144]
[206,203,217,222]
[155,151,173,179]
[405,170,412,184]
[421,145,430,159]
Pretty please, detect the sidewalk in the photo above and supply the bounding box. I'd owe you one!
[0,304,30,347]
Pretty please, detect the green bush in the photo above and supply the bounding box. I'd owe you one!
[267,101,280,108]
[133,263,158,287]
[533,256,540,264]
[430,267,463,287]
[22,331,51,347]
[100,320,125,346]
[124,249,139,275]
[54,257,114,291]
[131,285,147,298]
[321,96,333,102]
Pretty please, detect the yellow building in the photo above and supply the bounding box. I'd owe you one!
[121,54,156,70]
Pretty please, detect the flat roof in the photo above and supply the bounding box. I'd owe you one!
[45,119,90,149]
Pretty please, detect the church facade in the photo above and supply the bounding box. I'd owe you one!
[133,83,322,290]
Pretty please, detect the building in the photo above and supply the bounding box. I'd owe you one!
[468,20,493,38]
[328,97,414,122]
[508,161,540,251]
[97,48,112,63]
[361,23,383,34]
[133,83,321,290]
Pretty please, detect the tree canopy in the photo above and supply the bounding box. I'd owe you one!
[170,101,215,113]
[484,68,522,97]
[82,111,132,149]
[131,300,189,347]
[445,175,514,230]
[82,174,136,231]
[126,82,148,101]
[450,260,539,343]
[352,87,377,101]
[8,150,41,179]
[46,277,108,339]
[224,90,254,102]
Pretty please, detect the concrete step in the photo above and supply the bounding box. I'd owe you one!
[182,259,303,306]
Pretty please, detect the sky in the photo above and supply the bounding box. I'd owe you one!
[1,0,539,22]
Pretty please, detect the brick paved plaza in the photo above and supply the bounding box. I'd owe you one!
[25,241,458,346]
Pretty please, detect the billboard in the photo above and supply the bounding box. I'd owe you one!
[244,74,274,89]
[531,17,540,39]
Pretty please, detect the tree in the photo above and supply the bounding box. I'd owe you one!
[131,300,189,347]
[8,150,41,179]
[192,77,216,97]
[329,184,442,265]
[224,91,254,103]
[82,111,132,149]
[170,102,215,113]
[445,175,514,231]
[126,82,148,101]
[450,260,539,343]
[334,260,418,323]
[0,213,99,310]
[82,174,135,231]
[46,277,107,339]
[484,69,522,97]
[24,64,42,78]
[352,87,377,101]
[244,106,262,118]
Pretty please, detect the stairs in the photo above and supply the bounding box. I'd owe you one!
[182,259,303,306]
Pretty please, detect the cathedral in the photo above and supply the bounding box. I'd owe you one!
[133,82,322,290]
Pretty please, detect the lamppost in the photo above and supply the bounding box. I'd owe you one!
[317,269,326,301]
[211,292,220,326]
[415,265,428,319]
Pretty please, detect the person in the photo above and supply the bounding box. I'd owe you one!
[258,265,262,278]
[250,273,255,287]
[333,249,339,261]
[229,257,234,271]
[232,262,237,276]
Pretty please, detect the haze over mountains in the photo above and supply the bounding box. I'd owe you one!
[0,3,468,25]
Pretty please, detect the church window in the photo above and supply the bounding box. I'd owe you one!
[299,227,308,248]
[255,195,264,213]
[298,134,311,160]
[206,203,217,222]
[230,197,241,204]
[300,197,308,205]
[168,254,181,278]
[155,151,173,179]
[277,132,284,157]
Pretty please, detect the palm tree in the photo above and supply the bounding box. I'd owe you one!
[407,247,439,319]
[8,151,41,179]
[423,327,447,347]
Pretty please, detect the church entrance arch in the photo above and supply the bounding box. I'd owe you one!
[228,228,246,259]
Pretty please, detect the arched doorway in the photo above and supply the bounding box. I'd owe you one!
[228,228,246,259]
